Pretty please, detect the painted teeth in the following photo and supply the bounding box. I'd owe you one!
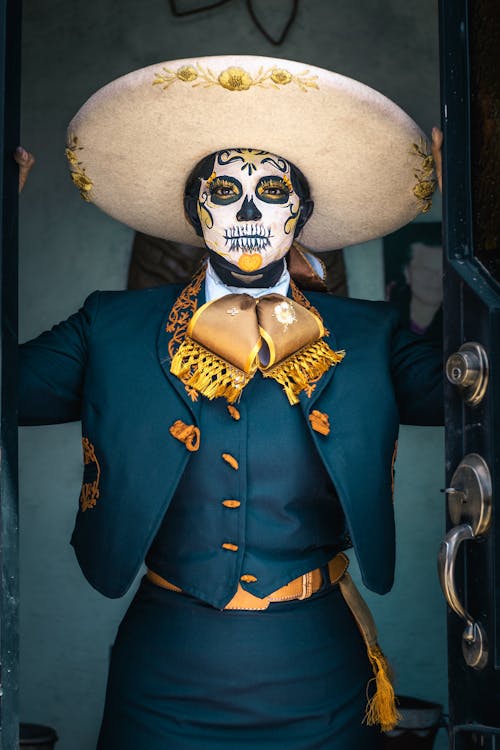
[226,236,271,251]
[224,225,273,251]
[224,225,272,239]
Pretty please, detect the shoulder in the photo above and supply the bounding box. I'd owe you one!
[86,284,184,319]
[94,284,183,307]
[304,291,400,331]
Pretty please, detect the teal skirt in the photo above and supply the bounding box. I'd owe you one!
[97,577,383,749]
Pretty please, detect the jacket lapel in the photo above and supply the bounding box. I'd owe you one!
[156,270,206,422]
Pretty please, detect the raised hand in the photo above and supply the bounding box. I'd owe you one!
[13,146,36,193]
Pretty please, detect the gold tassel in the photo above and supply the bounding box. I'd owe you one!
[364,644,401,732]
[263,339,345,405]
[171,337,249,404]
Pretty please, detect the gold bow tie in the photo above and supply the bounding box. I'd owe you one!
[170,293,345,405]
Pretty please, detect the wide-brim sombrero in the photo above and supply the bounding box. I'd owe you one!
[66,55,435,251]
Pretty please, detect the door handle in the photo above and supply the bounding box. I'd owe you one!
[437,524,487,669]
[437,454,492,670]
[438,523,474,622]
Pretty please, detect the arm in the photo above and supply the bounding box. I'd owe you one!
[390,126,444,426]
[390,322,443,426]
[18,291,100,425]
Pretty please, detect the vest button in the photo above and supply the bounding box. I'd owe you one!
[222,499,241,508]
[222,542,239,552]
[240,574,257,583]
[227,405,241,420]
[222,453,239,470]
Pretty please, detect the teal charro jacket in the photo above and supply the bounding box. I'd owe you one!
[18,284,443,598]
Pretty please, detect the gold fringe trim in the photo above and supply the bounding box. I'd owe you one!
[364,644,401,732]
[262,339,345,405]
[171,337,250,404]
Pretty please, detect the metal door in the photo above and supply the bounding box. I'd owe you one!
[438,0,500,746]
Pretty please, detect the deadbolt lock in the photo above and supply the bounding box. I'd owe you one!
[446,342,489,406]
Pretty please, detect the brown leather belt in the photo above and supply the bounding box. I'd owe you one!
[147,552,349,610]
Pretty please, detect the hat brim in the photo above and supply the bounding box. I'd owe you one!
[67,55,435,251]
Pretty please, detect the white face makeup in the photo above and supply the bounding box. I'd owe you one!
[197,148,302,272]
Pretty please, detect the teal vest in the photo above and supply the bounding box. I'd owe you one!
[146,372,348,609]
[18,283,442,598]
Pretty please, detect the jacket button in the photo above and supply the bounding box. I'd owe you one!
[222,499,241,508]
[222,542,239,552]
[240,574,257,583]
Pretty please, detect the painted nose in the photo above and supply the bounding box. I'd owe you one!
[236,195,262,222]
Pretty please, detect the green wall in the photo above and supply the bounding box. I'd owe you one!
[19,2,446,747]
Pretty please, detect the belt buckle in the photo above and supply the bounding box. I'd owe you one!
[298,570,313,600]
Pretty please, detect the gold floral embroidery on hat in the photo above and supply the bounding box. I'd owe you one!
[411,138,436,213]
[65,134,93,202]
[80,437,100,512]
[153,64,318,93]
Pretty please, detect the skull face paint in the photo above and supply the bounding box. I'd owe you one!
[197,149,301,272]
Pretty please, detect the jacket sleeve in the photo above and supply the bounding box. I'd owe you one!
[18,291,100,426]
[390,319,444,427]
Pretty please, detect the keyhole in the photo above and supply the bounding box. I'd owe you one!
[452,366,462,381]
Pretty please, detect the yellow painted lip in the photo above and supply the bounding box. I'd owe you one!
[238,253,263,272]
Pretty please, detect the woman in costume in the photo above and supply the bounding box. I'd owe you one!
[18,56,442,749]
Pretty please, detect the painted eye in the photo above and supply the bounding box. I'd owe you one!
[209,176,242,204]
[256,177,290,204]
[263,186,286,196]
[213,185,236,197]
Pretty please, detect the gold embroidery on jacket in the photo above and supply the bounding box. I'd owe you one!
[290,279,333,397]
[309,410,330,435]
[166,261,207,400]
[290,279,327,334]
[80,438,100,512]
[169,420,201,452]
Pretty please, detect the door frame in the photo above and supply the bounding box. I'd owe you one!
[0,0,22,747]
